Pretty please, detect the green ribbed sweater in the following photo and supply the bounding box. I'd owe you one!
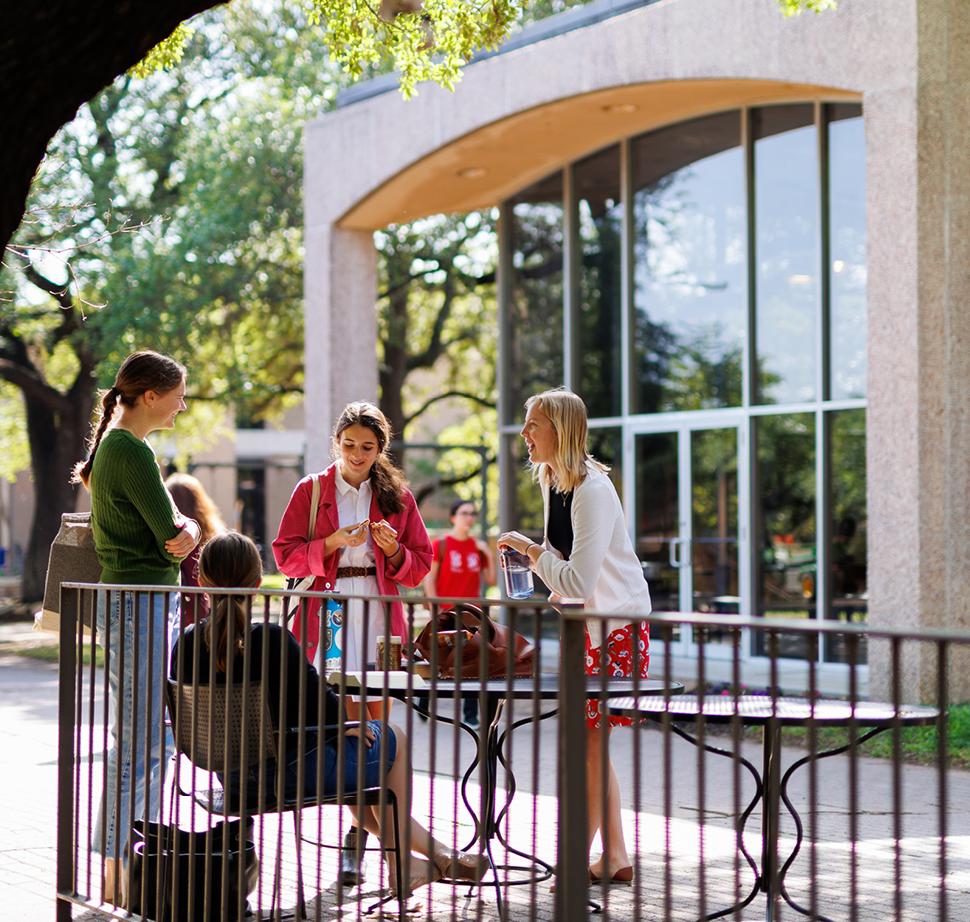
[89,429,182,586]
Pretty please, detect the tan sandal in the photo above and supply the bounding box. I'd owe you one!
[433,849,490,882]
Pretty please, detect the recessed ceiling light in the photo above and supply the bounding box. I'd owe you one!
[457,166,486,179]
[602,103,638,114]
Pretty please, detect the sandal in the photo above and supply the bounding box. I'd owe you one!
[389,855,443,896]
[433,849,491,882]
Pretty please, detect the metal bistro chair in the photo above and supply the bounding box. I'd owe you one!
[166,679,405,920]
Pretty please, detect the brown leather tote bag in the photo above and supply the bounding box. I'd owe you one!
[413,603,535,679]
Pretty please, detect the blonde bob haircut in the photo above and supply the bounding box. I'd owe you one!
[525,388,609,493]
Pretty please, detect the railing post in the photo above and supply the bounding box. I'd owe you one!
[56,586,80,922]
[557,601,587,922]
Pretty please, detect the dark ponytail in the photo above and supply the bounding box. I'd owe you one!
[199,531,263,673]
[72,350,186,487]
[332,401,407,517]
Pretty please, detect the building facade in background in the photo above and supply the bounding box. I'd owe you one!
[303,0,970,700]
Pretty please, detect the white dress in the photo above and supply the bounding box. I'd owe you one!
[319,467,385,674]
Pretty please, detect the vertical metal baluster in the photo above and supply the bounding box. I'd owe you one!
[222,589,235,920]
[98,589,111,905]
[72,585,84,903]
[55,585,80,922]
[143,590,156,921]
[847,631,860,922]
[807,630,819,921]
[203,587,218,922]
[696,624,707,921]
[112,589,127,902]
[293,584,308,919]
[557,601,588,922]
[662,622,673,922]
[767,629,780,922]
[258,595,271,918]
[732,625,742,921]
[529,604,541,922]
[171,594,185,922]
[597,616,610,917]
[314,584,325,922]
[632,615,643,922]
[275,587,289,922]
[358,596,372,911]
[85,588,98,901]
[891,635,903,921]
[427,600,439,922]
[936,639,949,922]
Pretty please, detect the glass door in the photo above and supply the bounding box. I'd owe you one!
[631,421,744,658]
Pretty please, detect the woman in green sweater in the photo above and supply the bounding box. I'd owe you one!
[73,350,201,904]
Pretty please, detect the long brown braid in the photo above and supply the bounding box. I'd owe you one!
[72,351,186,487]
[332,401,407,517]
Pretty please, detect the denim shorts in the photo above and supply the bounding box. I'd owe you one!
[227,720,397,808]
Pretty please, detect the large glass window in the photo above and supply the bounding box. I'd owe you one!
[499,100,868,667]
[634,432,680,614]
[588,425,623,502]
[633,111,746,413]
[755,413,816,657]
[506,171,564,423]
[828,104,867,400]
[754,105,819,405]
[576,146,623,418]
[827,409,867,661]
[503,434,544,538]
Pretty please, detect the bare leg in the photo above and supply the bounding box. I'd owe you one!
[586,725,631,878]
[352,724,486,890]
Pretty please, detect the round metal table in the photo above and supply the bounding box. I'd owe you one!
[608,694,940,922]
[344,673,680,913]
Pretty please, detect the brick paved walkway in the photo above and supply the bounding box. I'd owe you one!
[2,624,969,921]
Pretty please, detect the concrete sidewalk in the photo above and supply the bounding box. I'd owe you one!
[2,621,969,921]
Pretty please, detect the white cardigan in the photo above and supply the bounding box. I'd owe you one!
[534,463,652,626]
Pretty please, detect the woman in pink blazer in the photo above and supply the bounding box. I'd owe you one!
[272,402,432,713]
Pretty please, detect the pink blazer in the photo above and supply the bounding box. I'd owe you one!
[272,463,432,663]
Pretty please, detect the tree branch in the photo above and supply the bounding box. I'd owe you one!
[404,389,495,427]
[412,455,496,505]
[0,357,71,413]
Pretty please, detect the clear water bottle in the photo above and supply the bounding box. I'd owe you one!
[500,547,534,600]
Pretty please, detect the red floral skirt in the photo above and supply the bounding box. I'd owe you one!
[585,621,650,729]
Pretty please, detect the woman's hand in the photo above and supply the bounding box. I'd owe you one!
[370,520,401,559]
[345,723,376,747]
[336,521,369,548]
[165,519,201,558]
[497,531,533,555]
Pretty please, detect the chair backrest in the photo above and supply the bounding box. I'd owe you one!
[166,679,277,773]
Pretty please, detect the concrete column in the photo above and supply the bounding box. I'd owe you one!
[867,0,970,703]
[304,224,378,472]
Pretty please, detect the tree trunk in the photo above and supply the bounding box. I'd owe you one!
[20,390,93,603]
[0,2,217,256]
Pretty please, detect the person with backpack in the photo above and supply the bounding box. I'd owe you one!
[420,499,494,727]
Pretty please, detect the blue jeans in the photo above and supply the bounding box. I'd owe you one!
[225,721,397,810]
[94,589,176,860]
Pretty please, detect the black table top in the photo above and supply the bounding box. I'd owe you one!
[341,674,681,701]
[607,694,940,727]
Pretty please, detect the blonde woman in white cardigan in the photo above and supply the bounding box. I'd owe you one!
[499,389,651,885]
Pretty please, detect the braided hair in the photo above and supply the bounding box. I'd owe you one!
[332,401,407,517]
[72,351,186,487]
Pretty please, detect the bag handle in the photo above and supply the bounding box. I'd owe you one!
[283,473,321,629]
[306,473,321,540]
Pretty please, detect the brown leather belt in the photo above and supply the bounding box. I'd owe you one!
[336,566,377,579]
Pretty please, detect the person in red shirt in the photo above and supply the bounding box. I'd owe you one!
[422,499,494,727]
